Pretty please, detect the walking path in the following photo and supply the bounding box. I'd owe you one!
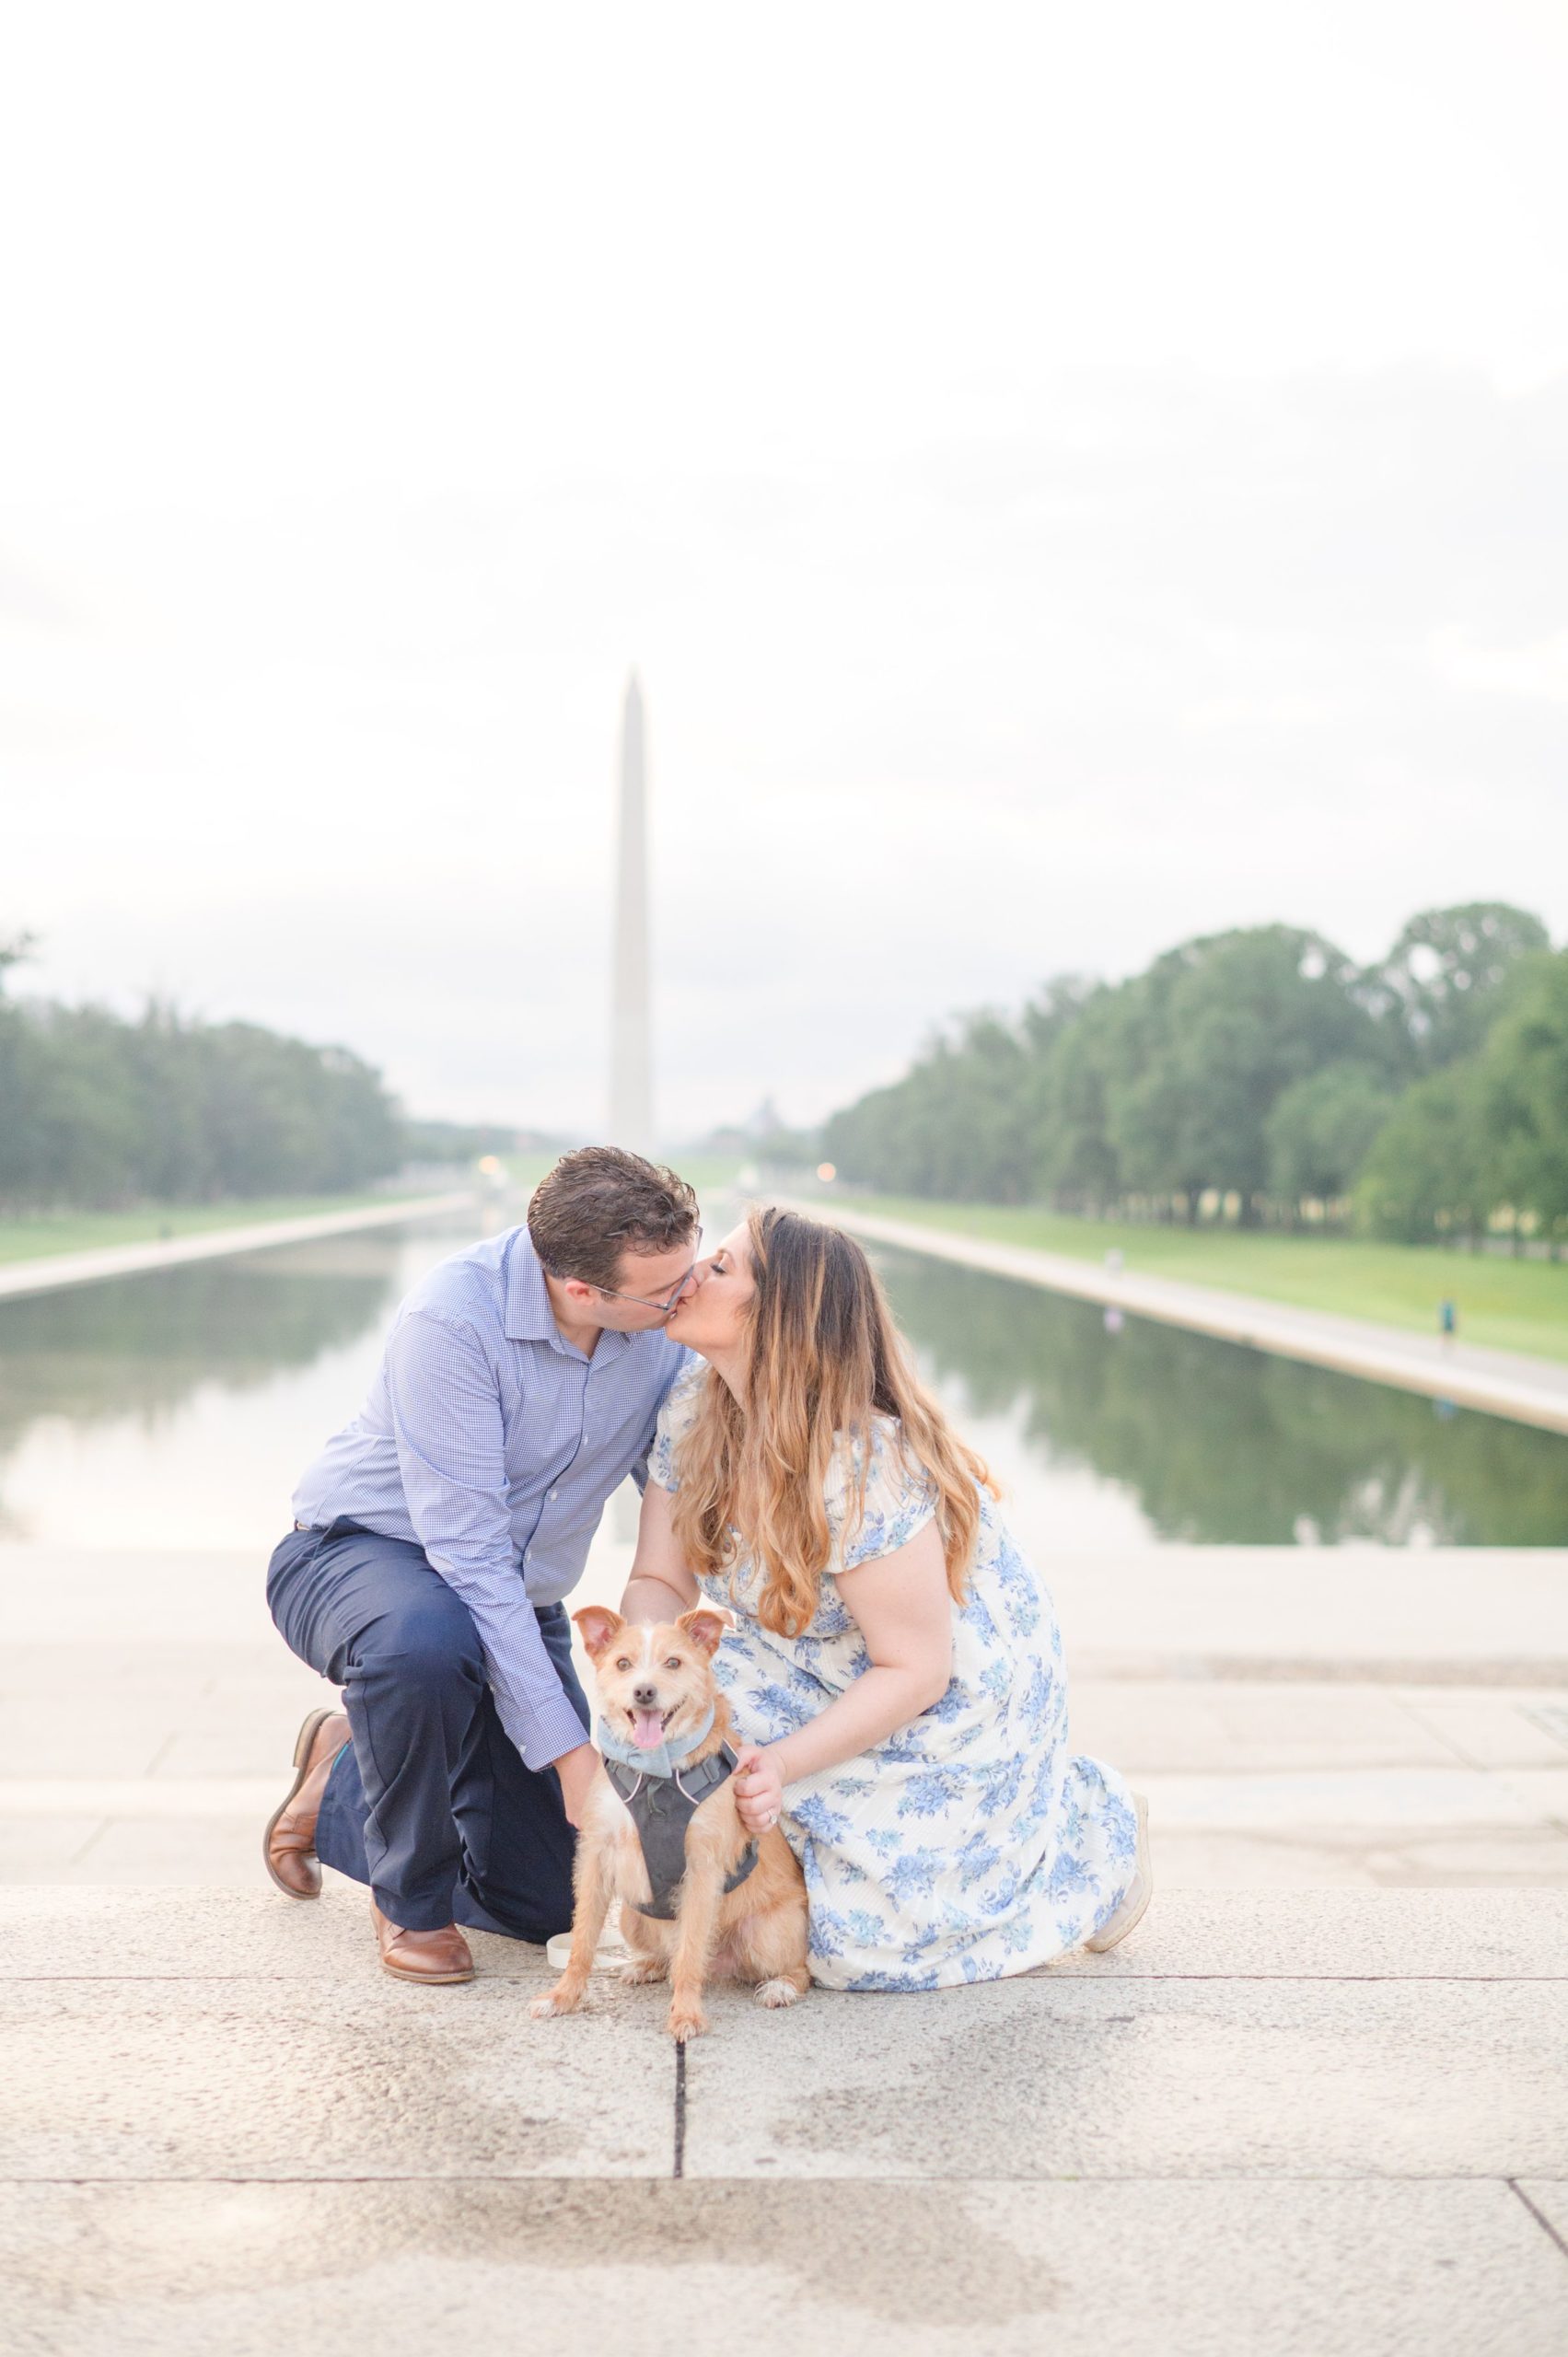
[3,1882,1565,2353]
[0,1190,478,1304]
[792,1199,1568,1434]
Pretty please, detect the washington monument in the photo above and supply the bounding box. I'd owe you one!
[610,671,652,1153]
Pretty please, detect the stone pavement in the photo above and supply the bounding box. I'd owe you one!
[4,1530,1568,2349]
[6,1535,1568,1890]
[2,1883,1565,2353]
[802,1199,1568,1435]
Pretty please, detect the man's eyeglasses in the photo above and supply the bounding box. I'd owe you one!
[585,1229,703,1315]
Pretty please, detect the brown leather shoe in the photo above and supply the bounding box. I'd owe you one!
[370,1901,475,1985]
[262,1707,350,1898]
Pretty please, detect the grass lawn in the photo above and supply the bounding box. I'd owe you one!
[0,1188,453,1269]
[0,1155,749,1275]
[825,1189,1568,1367]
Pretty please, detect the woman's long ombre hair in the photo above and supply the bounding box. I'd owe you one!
[670,1206,998,1637]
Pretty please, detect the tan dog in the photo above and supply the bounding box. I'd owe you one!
[529,1605,809,2042]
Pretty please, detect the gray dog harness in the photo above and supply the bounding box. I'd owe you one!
[602,1742,761,1922]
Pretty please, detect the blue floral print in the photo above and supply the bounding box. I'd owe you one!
[647,1365,1139,1992]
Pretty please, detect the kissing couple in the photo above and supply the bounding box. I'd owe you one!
[264,1145,1148,1991]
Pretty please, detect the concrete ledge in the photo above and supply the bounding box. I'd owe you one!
[1045,1547,1568,1674]
[0,1191,477,1304]
[803,1199,1568,1434]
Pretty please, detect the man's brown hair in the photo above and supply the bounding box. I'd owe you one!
[527,1145,699,1292]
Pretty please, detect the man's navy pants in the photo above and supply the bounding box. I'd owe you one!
[266,1520,587,1940]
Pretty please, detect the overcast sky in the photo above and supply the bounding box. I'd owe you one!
[4,1,1567,1139]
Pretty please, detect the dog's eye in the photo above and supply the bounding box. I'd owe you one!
[665,1655,682,1670]
[614,1657,633,1671]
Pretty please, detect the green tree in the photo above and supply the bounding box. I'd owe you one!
[1368,902,1549,1069]
[824,1008,1041,1200]
[1105,927,1394,1218]
[21,1004,145,1205]
[1473,950,1568,1243]
[0,964,403,1213]
[1354,1064,1490,1242]
[0,935,36,990]
[0,936,39,1203]
[1264,1062,1397,1211]
[1031,981,1123,1210]
[820,903,1557,1231]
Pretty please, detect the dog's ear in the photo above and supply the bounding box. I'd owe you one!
[573,1606,627,1660]
[678,1606,733,1659]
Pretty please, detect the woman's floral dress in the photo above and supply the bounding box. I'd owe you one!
[647,1367,1140,1992]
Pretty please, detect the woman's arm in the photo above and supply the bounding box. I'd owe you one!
[619,1478,700,1622]
[731,1519,953,1832]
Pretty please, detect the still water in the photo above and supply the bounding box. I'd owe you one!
[0,1210,1563,1550]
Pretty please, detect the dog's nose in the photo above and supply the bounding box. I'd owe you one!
[633,1683,660,1708]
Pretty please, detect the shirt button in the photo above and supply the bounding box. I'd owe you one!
[548,1489,558,1500]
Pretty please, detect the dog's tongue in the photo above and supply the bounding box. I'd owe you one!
[631,1709,667,1751]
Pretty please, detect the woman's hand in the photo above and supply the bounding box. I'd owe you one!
[730,1743,785,1837]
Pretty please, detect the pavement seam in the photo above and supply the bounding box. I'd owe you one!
[1,2171,1559,2187]
[62,1822,109,1871]
[139,1732,179,1777]
[1388,1693,1485,1771]
[672,2044,687,2179]
[1508,2180,1568,2267]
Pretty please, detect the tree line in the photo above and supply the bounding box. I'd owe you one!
[819,904,1568,1246]
[0,941,403,1211]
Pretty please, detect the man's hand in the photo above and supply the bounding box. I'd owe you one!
[553,1742,600,1829]
[731,1743,785,1837]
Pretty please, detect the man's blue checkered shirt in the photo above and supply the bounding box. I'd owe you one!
[292,1225,689,1770]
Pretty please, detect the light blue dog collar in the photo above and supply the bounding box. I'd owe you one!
[595,1701,717,1784]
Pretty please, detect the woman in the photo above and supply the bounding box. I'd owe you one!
[619,1204,1149,1992]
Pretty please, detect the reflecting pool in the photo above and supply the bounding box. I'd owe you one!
[0,1217,484,1549]
[873,1246,1568,1549]
[0,1212,1563,1550]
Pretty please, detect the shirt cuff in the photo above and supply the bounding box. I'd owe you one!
[497,1681,592,1773]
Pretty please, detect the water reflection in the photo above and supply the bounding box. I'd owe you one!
[874,1248,1568,1548]
[1,1216,1563,1550]
[0,1221,479,1547]
[0,1247,389,1441]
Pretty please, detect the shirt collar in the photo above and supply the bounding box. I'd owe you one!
[503,1226,636,1364]
[503,1228,558,1342]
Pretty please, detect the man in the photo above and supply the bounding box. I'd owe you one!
[262,1145,699,1984]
